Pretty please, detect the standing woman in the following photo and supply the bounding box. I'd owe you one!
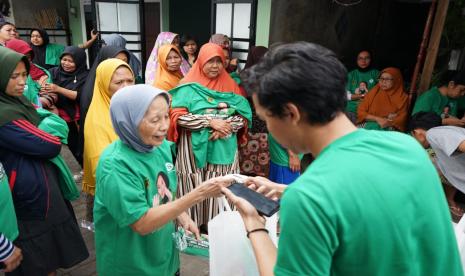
[94,84,228,275]
[169,43,251,227]
[5,38,51,106]
[45,46,88,165]
[29,28,65,69]
[357,67,409,131]
[239,46,270,177]
[82,59,134,223]
[102,33,143,82]
[0,22,15,46]
[180,34,198,67]
[153,44,183,91]
[0,47,88,276]
[145,32,190,85]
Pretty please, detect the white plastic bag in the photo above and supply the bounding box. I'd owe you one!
[208,196,277,276]
[454,215,465,269]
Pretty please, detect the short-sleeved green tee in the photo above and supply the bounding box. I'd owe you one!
[345,69,379,113]
[0,162,18,241]
[412,86,458,117]
[94,139,179,276]
[275,129,462,276]
[45,43,65,66]
[268,134,303,167]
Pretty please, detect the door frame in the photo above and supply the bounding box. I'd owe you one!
[211,0,258,64]
[91,0,147,75]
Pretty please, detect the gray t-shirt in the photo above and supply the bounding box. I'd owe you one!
[427,126,465,193]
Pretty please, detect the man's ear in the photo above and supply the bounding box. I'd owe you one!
[284,102,301,125]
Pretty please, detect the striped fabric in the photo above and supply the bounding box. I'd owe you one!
[176,114,244,226]
[0,233,14,262]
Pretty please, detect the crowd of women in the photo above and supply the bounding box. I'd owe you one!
[1,18,464,275]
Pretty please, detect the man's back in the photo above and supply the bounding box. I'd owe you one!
[275,129,462,276]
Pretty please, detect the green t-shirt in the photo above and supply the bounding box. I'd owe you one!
[457,95,465,118]
[275,129,462,276]
[170,83,252,168]
[0,162,18,241]
[268,134,303,167]
[94,139,179,276]
[45,43,65,66]
[412,86,458,117]
[345,69,379,113]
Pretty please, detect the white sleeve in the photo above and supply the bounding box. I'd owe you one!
[427,126,465,156]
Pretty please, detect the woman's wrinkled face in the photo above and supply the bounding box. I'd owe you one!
[183,40,197,55]
[378,72,395,91]
[165,49,182,72]
[115,52,128,63]
[0,24,16,43]
[356,51,371,69]
[202,56,223,79]
[6,61,28,97]
[108,66,135,96]
[138,96,170,147]
[30,30,44,46]
[61,54,76,73]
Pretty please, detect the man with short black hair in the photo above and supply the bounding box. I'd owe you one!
[412,73,465,126]
[222,42,462,276]
[410,111,465,219]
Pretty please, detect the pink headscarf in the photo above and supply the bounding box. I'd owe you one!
[145,32,190,85]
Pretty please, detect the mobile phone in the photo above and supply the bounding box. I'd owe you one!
[227,182,280,217]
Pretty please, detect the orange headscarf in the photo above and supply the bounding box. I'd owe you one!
[180,42,242,95]
[153,44,183,91]
[357,67,409,131]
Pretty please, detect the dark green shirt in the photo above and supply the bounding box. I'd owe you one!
[345,69,379,113]
[412,86,457,117]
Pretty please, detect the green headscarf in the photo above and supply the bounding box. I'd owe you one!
[0,47,39,127]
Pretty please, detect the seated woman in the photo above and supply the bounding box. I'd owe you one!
[357,67,408,131]
[145,32,190,85]
[0,46,88,275]
[45,46,89,165]
[5,38,51,107]
[82,59,134,224]
[169,43,251,228]
[345,50,379,122]
[29,28,65,69]
[153,44,183,91]
[94,84,228,275]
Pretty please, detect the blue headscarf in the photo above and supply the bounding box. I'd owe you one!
[109,84,169,153]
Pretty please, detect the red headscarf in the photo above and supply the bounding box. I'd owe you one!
[6,38,46,81]
[181,43,242,95]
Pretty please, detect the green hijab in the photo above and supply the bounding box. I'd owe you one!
[0,47,39,127]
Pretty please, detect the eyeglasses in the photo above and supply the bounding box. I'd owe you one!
[357,56,371,61]
[378,77,394,82]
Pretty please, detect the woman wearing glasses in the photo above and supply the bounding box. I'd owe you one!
[357,67,409,131]
[345,50,379,122]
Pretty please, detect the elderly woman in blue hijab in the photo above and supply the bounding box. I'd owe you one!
[93,84,230,275]
[102,34,142,82]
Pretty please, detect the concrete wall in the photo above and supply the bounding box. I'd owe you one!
[256,0,271,47]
